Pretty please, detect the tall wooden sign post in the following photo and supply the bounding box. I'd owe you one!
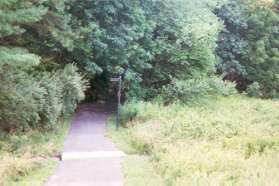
[110,76,122,130]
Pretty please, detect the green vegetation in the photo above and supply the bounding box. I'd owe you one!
[1,0,279,184]
[109,96,279,185]
[63,0,279,100]
[4,0,277,101]
[123,155,164,186]
[0,120,70,185]
[0,1,87,131]
[1,0,279,124]
[0,1,86,184]
[0,64,87,131]
[162,77,237,104]
[216,0,279,97]
[107,118,163,186]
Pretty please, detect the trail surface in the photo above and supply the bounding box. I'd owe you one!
[45,103,124,186]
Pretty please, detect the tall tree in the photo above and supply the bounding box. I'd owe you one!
[216,0,279,97]
[0,0,47,67]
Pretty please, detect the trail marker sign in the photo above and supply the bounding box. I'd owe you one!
[110,76,122,130]
[110,77,121,82]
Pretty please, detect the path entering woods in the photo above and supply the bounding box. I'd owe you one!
[45,103,125,186]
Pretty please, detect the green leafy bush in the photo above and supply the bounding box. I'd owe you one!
[247,82,262,98]
[126,83,158,101]
[59,64,88,118]
[0,64,87,131]
[120,102,140,127]
[162,77,237,104]
[0,67,45,130]
[0,47,41,68]
[36,72,63,129]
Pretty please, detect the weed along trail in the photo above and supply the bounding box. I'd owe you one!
[45,103,125,186]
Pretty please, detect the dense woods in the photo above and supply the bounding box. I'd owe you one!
[1,0,279,130]
[0,0,278,124]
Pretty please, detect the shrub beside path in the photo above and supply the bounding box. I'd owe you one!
[45,103,125,186]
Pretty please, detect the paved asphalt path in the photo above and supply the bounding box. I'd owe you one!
[45,103,125,186]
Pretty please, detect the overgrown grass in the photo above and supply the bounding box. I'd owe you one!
[107,118,163,186]
[108,96,279,185]
[0,120,70,186]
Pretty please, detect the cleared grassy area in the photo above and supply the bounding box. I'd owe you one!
[108,96,279,185]
[0,120,70,186]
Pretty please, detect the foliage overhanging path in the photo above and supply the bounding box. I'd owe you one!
[45,103,125,186]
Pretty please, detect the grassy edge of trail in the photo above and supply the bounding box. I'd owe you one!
[106,119,164,186]
[0,120,70,186]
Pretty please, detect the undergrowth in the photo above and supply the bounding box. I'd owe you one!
[109,96,279,185]
[0,120,70,185]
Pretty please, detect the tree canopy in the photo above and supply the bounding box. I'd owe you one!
[1,0,279,109]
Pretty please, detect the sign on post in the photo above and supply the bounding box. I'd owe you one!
[110,77,121,82]
[110,76,122,130]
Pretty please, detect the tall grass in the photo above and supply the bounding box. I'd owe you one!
[116,96,279,185]
[0,120,70,185]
